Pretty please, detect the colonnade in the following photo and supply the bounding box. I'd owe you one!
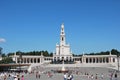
[13,55,116,64]
[15,56,44,64]
[53,56,73,61]
[82,56,116,63]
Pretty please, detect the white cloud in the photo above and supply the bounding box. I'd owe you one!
[0,38,6,43]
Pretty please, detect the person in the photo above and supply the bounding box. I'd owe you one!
[64,73,67,80]
[38,71,41,79]
[17,75,20,80]
[21,75,24,80]
[0,75,1,80]
[95,74,98,80]
[71,74,74,80]
[36,71,38,78]
[7,74,12,80]
[91,75,94,79]
[110,73,113,80]
[114,73,117,80]
[101,73,104,79]
[14,76,17,80]
[67,74,71,80]
[4,74,7,80]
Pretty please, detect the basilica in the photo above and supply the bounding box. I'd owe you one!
[53,23,73,62]
[10,23,119,71]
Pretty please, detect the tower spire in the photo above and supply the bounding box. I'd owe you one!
[60,23,66,46]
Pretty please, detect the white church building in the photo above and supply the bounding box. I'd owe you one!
[10,23,120,71]
[53,23,73,62]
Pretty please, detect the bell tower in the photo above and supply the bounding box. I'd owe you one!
[60,23,66,46]
[54,23,73,61]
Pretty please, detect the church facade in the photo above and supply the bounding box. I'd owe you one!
[53,23,73,62]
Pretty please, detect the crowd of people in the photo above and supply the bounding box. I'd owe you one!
[0,66,119,80]
[0,72,25,80]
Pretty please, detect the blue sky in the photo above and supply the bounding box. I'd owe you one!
[0,0,120,54]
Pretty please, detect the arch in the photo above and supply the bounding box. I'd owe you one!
[62,57,64,61]
[106,57,109,63]
[103,57,105,63]
[79,58,82,63]
[93,58,95,63]
[70,57,72,61]
[113,58,115,62]
[96,58,99,63]
[89,58,92,63]
[38,58,40,63]
[34,58,36,63]
[66,57,68,61]
[99,58,102,63]
[24,58,26,63]
[31,58,33,63]
[54,57,56,61]
[27,58,29,63]
[86,58,88,63]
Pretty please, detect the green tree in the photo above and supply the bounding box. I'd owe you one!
[111,49,119,55]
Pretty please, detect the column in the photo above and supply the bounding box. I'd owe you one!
[39,58,41,63]
[84,57,86,63]
[41,57,43,63]
[26,58,28,63]
[105,57,107,63]
[109,57,111,63]
[22,58,24,64]
[102,58,103,63]
[29,58,31,63]
[24,58,26,63]
[88,58,90,63]
[91,58,93,63]
[15,57,18,64]
[96,58,98,63]
[81,56,83,63]
[40,57,42,63]
[95,58,96,63]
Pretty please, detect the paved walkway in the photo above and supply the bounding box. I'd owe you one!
[24,67,120,80]
[0,67,120,80]
[24,73,120,80]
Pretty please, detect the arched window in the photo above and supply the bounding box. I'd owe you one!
[62,37,64,41]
